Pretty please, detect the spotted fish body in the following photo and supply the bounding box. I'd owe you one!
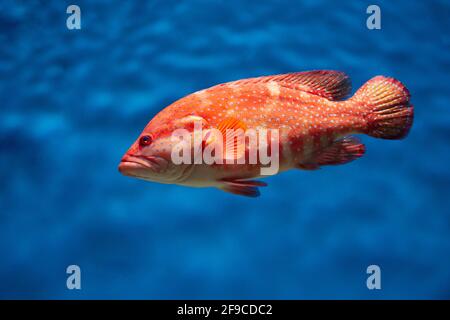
[119,71,413,197]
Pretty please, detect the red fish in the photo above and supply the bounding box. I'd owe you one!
[119,70,413,197]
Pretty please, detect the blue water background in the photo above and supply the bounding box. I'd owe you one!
[1,0,449,299]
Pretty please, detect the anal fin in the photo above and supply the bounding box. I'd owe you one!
[316,136,365,166]
[298,136,365,169]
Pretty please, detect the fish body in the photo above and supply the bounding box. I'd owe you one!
[119,71,413,197]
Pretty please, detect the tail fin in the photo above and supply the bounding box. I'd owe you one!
[352,76,413,139]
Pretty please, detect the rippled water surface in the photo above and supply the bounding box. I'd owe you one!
[1,0,449,298]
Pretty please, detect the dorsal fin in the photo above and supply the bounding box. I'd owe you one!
[226,70,352,101]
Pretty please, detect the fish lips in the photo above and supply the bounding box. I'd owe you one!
[118,154,168,177]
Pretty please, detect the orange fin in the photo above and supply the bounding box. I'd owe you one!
[216,118,247,160]
[351,76,413,139]
[217,117,247,134]
[227,70,351,101]
[219,179,267,197]
[298,136,365,169]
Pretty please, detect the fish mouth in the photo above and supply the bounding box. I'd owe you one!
[118,154,168,177]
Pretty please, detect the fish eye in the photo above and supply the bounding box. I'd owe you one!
[139,135,153,147]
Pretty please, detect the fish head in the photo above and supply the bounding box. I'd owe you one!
[118,115,206,184]
[118,131,172,183]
